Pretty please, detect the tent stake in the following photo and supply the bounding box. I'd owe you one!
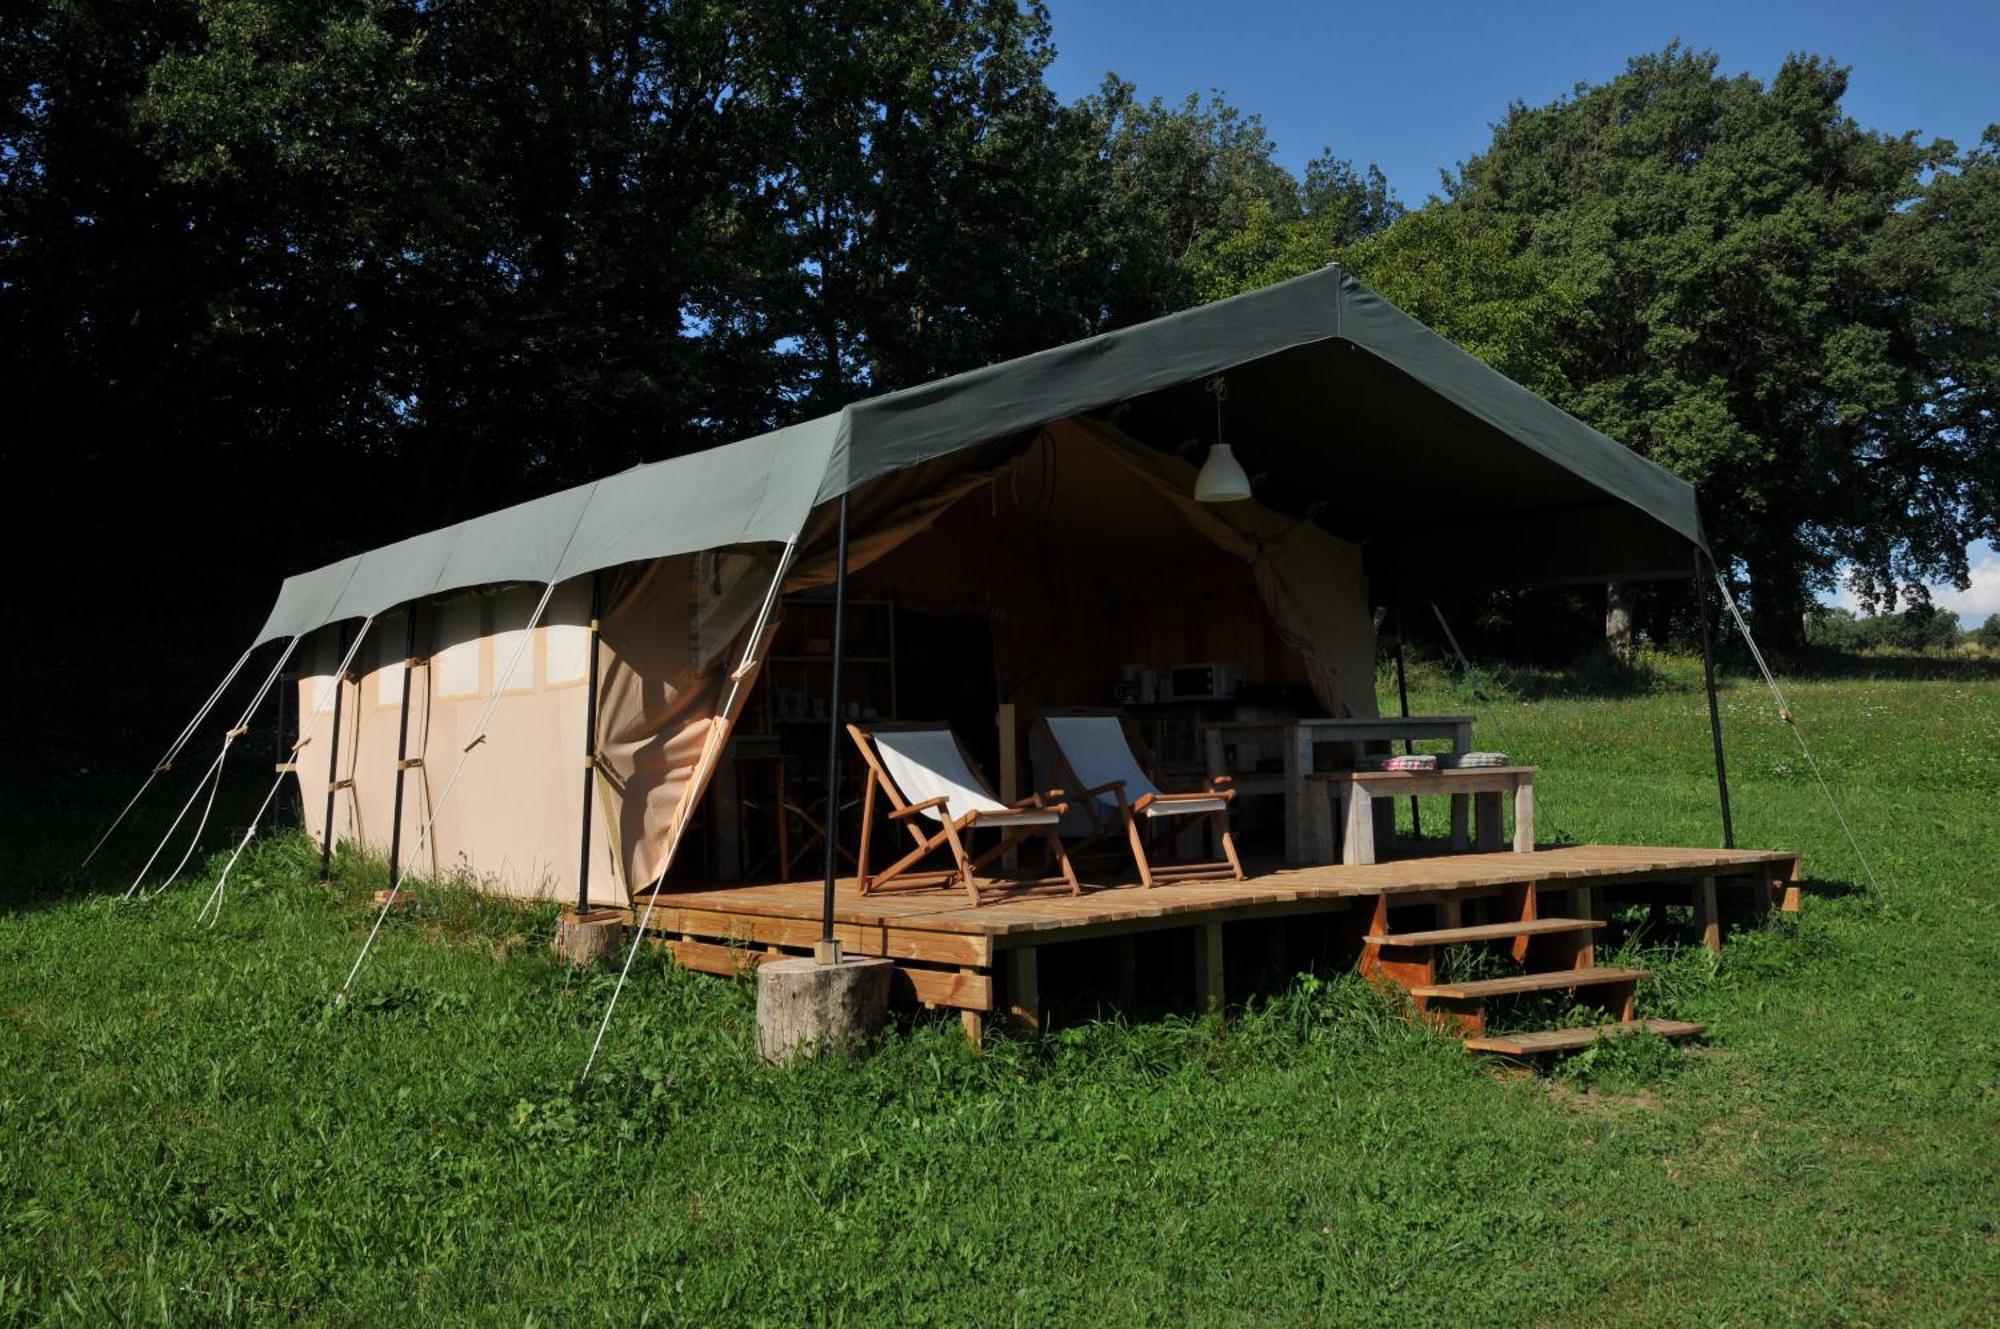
[576,573,604,913]
[1393,605,1420,839]
[1695,550,1735,849]
[819,493,850,959]
[319,623,351,880]
[385,609,420,892]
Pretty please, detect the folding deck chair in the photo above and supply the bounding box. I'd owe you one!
[847,722,1082,907]
[1038,710,1245,888]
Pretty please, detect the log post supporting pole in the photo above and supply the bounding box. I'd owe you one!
[819,493,851,962]
[386,608,420,892]
[576,573,604,913]
[1393,605,1420,839]
[318,623,350,880]
[1695,550,1735,849]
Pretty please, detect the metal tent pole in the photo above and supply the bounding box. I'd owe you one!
[819,494,851,960]
[1392,604,1420,839]
[1694,550,1736,849]
[385,608,421,892]
[576,573,604,914]
[319,623,351,880]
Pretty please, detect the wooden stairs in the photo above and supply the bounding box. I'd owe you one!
[1358,880,1704,1063]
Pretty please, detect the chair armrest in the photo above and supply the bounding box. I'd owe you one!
[889,796,950,821]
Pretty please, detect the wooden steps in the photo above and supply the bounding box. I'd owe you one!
[1410,966,1652,1001]
[1463,1018,1705,1056]
[1366,917,1601,948]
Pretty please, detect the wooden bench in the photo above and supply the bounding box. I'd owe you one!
[1305,765,1536,865]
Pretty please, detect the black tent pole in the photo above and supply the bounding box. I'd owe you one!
[385,607,421,892]
[575,573,604,915]
[1393,604,1420,839]
[318,623,350,880]
[820,494,851,957]
[1695,550,1735,848]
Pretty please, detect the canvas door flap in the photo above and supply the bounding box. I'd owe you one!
[1051,417,1377,717]
[595,550,784,895]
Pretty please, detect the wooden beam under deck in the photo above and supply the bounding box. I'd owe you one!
[624,844,1801,1023]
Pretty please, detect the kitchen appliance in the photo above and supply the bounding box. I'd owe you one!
[1168,661,1245,701]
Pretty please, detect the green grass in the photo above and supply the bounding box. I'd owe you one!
[4,657,1997,1325]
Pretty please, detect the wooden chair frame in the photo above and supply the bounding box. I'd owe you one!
[847,722,1082,907]
[1036,708,1245,889]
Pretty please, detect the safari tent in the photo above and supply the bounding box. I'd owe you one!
[246,264,1714,909]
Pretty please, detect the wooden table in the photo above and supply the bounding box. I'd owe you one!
[1306,765,1536,865]
[1202,716,1476,862]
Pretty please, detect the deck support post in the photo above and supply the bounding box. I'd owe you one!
[818,492,851,962]
[1694,874,1722,953]
[1695,551,1736,849]
[1115,935,1138,1001]
[318,623,350,880]
[1196,921,1224,1013]
[1007,947,1041,1032]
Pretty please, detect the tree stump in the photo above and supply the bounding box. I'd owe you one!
[755,955,894,1065]
[551,907,625,968]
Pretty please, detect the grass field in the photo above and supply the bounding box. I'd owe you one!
[3,656,1996,1325]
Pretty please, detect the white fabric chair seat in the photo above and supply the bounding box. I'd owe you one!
[1044,715,1164,809]
[970,808,1060,827]
[872,728,1012,824]
[1141,796,1228,818]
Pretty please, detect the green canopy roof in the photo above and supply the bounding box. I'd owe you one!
[255,265,1705,645]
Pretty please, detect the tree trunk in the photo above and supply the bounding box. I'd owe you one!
[1605,581,1637,661]
[1746,553,1809,656]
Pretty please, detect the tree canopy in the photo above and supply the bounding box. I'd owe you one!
[3,12,1993,675]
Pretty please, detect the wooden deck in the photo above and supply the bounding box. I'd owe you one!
[630,844,1800,1038]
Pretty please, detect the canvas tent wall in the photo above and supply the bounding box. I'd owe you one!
[250,264,1709,905]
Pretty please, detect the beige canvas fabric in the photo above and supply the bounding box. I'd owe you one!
[294,557,775,906]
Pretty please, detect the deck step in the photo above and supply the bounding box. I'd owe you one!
[1463,1018,1705,1056]
[1367,917,1602,948]
[1410,966,1651,1001]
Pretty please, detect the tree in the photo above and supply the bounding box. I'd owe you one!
[1976,614,2000,650]
[1439,46,1998,649]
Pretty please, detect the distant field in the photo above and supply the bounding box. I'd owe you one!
[3,658,1996,1325]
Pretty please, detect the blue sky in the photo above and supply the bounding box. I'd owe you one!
[1044,1,1999,619]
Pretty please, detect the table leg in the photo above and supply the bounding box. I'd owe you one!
[1285,725,1311,863]
[1475,791,1502,852]
[1344,783,1377,865]
[1310,783,1337,864]
[1512,778,1535,853]
[1450,795,1469,852]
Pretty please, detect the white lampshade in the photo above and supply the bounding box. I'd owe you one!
[1194,443,1252,503]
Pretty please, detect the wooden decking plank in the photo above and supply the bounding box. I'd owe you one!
[1411,966,1651,1000]
[1367,917,1602,947]
[625,844,1800,950]
[1464,1018,1705,1055]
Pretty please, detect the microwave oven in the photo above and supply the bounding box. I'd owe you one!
[1169,662,1245,701]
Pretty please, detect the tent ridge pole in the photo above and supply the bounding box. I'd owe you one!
[576,573,604,914]
[1695,549,1735,848]
[319,623,351,880]
[385,608,421,892]
[820,494,851,954]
